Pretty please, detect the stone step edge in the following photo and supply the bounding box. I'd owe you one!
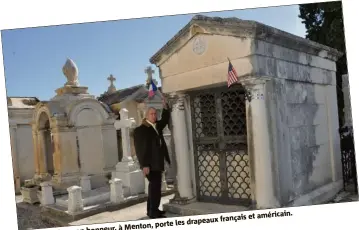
[41,189,175,224]
[163,203,211,217]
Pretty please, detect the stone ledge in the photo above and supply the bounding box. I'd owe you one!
[40,188,175,226]
[163,203,209,216]
[289,180,343,207]
[163,199,250,216]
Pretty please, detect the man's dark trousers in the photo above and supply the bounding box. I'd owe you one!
[146,171,162,217]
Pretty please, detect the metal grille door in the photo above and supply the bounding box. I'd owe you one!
[190,86,251,205]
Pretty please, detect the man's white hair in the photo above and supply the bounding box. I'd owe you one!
[145,107,157,117]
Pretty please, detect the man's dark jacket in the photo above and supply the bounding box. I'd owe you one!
[133,108,171,172]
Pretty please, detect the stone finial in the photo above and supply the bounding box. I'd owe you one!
[107,74,117,93]
[62,58,79,86]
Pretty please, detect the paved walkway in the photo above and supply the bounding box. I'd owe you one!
[69,194,178,226]
[14,189,359,229]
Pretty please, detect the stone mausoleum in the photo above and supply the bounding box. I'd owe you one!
[31,59,119,189]
[150,15,343,212]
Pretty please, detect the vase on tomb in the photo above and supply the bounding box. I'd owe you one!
[62,58,79,86]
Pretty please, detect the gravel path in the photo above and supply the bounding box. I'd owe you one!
[16,202,57,230]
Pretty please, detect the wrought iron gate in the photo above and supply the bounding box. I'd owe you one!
[189,85,251,205]
[340,125,358,193]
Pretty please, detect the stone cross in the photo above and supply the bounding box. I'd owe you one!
[107,74,117,93]
[108,74,116,86]
[114,108,136,162]
[145,66,155,82]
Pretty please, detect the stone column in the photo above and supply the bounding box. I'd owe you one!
[50,128,62,176]
[32,129,41,176]
[170,93,194,200]
[342,74,352,126]
[37,130,48,178]
[67,186,84,214]
[39,181,55,205]
[110,178,124,203]
[241,77,279,209]
[10,123,20,192]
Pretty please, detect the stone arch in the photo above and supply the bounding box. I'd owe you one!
[67,98,110,127]
[32,103,54,129]
[32,103,55,177]
[67,99,110,176]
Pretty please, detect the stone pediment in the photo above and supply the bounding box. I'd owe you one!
[149,15,343,93]
[150,15,342,66]
[150,15,343,65]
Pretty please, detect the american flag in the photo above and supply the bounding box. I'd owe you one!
[227,59,238,88]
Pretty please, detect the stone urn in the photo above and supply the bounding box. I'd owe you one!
[20,185,40,204]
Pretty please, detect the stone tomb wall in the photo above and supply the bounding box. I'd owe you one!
[15,124,35,181]
[254,40,341,204]
[8,108,37,192]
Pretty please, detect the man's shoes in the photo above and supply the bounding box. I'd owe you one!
[147,210,166,219]
[158,210,166,215]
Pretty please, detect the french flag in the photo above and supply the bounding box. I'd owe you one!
[148,79,158,98]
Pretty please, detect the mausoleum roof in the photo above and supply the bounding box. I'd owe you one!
[98,84,163,105]
[150,14,343,64]
[7,97,40,109]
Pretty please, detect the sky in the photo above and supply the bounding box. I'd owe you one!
[1,4,306,101]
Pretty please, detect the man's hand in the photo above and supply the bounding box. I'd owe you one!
[143,167,150,176]
[162,96,168,109]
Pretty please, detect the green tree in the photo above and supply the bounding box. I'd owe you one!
[298,1,346,127]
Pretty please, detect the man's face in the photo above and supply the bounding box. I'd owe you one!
[146,108,157,124]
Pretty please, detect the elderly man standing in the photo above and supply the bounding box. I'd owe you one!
[133,97,171,219]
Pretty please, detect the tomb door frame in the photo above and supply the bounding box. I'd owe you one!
[188,84,252,206]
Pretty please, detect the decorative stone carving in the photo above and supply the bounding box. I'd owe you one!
[239,77,271,102]
[192,35,206,55]
[63,58,79,86]
[168,93,186,111]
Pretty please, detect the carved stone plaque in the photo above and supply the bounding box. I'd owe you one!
[192,36,206,55]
